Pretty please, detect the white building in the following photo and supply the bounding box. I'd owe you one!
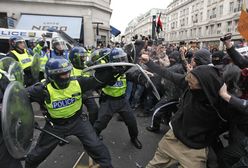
[165,0,243,48]
[124,8,166,43]
[0,0,112,46]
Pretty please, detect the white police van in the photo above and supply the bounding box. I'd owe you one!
[0,28,74,54]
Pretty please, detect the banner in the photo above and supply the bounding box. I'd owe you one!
[238,0,248,40]
[16,14,83,39]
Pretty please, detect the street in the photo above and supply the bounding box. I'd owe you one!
[28,106,166,168]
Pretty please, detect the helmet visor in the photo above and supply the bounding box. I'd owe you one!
[47,64,73,74]
[112,53,128,63]
[74,52,87,69]
[16,39,27,50]
[53,40,68,51]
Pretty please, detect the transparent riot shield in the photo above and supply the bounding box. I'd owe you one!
[82,63,161,101]
[0,57,24,84]
[1,81,34,159]
[31,53,41,82]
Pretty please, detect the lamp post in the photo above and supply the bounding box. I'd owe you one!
[151,10,157,40]
[92,22,103,47]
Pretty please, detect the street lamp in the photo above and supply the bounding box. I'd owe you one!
[92,22,103,46]
[151,9,157,40]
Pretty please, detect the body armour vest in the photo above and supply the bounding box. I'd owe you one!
[45,80,82,118]
[102,75,127,97]
[11,49,32,70]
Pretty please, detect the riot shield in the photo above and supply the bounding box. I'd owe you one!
[82,62,136,73]
[31,53,41,82]
[82,63,161,101]
[0,57,24,84]
[1,81,34,159]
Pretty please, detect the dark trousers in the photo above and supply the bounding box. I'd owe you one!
[150,97,178,129]
[0,132,22,168]
[83,90,99,125]
[94,97,138,139]
[218,127,247,168]
[25,116,112,168]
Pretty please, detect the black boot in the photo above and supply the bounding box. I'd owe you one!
[146,126,160,133]
[131,137,142,149]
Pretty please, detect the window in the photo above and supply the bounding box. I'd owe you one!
[206,26,209,35]
[234,20,239,32]
[185,30,188,38]
[236,0,242,12]
[193,28,196,37]
[219,5,223,16]
[208,0,211,6]
[217,23,222,34]
[212,7,217,18]
[0,12,8,28]
[207,10,210,19]
[193,14,198,23]
[198,27,202,37]
[200,12,203,22]
[229,2,234,12]
[227,21,232,32]
[210,24,215,35]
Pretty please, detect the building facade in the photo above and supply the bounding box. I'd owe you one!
[0,0,112,47]
[165,0,243,48]
[124,8,166,43]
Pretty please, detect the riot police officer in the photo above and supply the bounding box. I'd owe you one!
[7,35,33,86]
[69,46,99,125]
[33,37,49,81]
[93,48,142,149]
[25,57,116,168]
[50,37,69,59]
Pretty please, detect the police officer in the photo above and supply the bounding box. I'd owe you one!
[85,48,110,68]
[7,35,33,86]
[69,46,99,125]
[93,48,142,149]
[27,38,36,55]
[25,57,116,168]
[0,61,23,168]
[50,37,69,59]
[33,36,49,80]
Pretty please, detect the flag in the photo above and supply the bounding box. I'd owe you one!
[156,13,163,34]
[238,0,248,40]
[110,25,121,37]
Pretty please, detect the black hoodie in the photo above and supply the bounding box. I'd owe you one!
[171,65,224,149]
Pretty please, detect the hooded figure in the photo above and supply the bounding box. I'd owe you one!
[146,65,225,168]
[172,65,224,149]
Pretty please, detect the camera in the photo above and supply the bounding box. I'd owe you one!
[220,33,232,41]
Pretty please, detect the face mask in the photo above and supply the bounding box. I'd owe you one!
[53,72,71,89]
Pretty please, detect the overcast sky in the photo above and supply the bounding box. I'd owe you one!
[110,0,173,34]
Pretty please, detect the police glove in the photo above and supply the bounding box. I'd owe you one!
[94,67,116,84]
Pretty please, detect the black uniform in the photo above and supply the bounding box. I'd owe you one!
[25,75,114,168]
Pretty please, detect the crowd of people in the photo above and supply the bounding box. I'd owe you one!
[0,31,247,168]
